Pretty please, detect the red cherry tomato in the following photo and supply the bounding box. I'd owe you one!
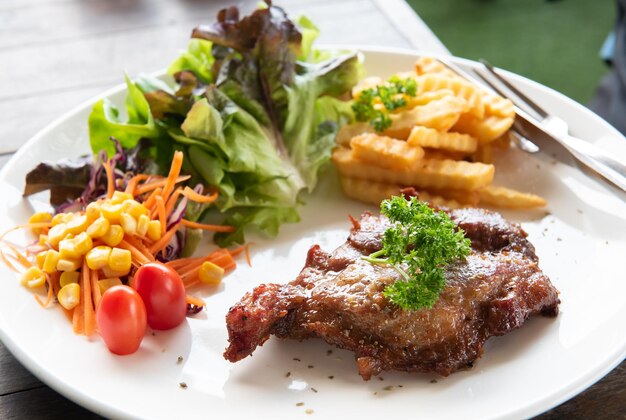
[133,262,187,330]
[96,285,147,355]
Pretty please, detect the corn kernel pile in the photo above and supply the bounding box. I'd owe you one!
[24,191,163,310]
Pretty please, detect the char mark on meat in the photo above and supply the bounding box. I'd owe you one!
[224,207,559,379]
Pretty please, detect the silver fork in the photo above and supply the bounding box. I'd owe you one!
[438,58,626,194]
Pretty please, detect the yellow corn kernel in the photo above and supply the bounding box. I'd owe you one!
[56,258,81,272]
[59,271,80,287]
[110,191,134,205]
[108,248,132,274]
[51,213,72,226]
[58,238,79,259]
[101,203,123,223]
[86,246,111,270]
[20,266,46,289]
[199,261,224,285]
[85,202,101,221]
[57,283,81,310]
[122,199,149,219]
[42,249,60,274]
[101,225,124,247]
[146,220,162,241]
[100,266,128,279]
[98,278,122,295]
[73,232,93,256]
[120,213,137,235]
[36,251,47,269]
[38,234,49,246]
[29,212,53,235]
[47,223,67,247]
[66,214,89,235]
[136,214,150,237]
[86,216,110,238]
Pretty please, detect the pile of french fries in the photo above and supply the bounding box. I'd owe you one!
[333,56,546,209]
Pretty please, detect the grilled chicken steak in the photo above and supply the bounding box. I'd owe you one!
[224,208,559,379]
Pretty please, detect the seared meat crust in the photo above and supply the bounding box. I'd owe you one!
[224,208,559,379]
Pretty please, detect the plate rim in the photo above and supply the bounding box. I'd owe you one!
[1,46,625,420]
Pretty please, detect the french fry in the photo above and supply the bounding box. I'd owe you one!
[472,143,494,164]
[414,56,456,77]
[350,133,424,169]
[332,147,494,191]
[416,73,485,119]
[339,176,465,209]
[478,185,546,208]
[407,126,478,153]
[352,76,384,99]
[452,113,514,143]
[385,94,467,138]
[336,122,375,147]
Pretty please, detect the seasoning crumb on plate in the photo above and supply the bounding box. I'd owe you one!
[176,356,183,364]
[296,402,304,407]
[179,382,188,389]
[305,409,314,414]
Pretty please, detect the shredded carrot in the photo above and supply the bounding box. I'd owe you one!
[162,151,184,204]
[91,268,101,309]
[155,196,167,236]
[124,174,151,196]
[119,239,153,265]
[34,273,54,308]
[135,175,190,196]
[102,160,115,199]
[0,247,20,273]
[185,294,205,308]
[180,219,236,233]
[182,186,218,204]
[82,262,96,336]
[72,274,85,335]
[228,244,252,267]
[149,222,181,255]
[6,244,33,270]
[164,187,183,217]
[142,187,162,212]
[122,237,155,262]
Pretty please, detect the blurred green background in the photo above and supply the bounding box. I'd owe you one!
[406,0,616,105]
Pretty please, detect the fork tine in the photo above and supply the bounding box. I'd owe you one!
[479,59,548,120]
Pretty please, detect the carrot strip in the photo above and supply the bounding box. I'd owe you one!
[0,222,53,242]
[124,174,151,196]
[142,187,162,212]
[6,244,33,270]
[164,188,183,217]
[122,237,155,261]
[102,160,115,199]
[91,269,101,309]
[180,219,236,233]
[34,274,54,308]
[119,239,153,265]
[135,175,190,196]
[72,273,85,335]
[162,151,184,204]
[186,294,205,308]
[82,262,96,336]
[155,196,167,235]
[149,223,181,255]
[0,247,20,273]
[182,186,218,204]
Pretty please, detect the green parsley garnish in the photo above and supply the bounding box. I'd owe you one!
[352,76,417,132]
[362,196,471,310]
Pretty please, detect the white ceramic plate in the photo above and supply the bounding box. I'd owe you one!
[1,48,625,420]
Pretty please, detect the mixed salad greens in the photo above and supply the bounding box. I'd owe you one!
[26,2,360,248]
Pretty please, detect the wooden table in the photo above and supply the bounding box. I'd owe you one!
[0,0,623,418]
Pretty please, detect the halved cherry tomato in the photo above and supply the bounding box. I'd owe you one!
[133,262,186,330]
[96,285,147,355]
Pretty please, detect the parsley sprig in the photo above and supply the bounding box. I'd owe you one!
[362,196,471,310]
[352,76,417,131]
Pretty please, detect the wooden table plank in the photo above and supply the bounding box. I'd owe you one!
[0,0,422,154]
